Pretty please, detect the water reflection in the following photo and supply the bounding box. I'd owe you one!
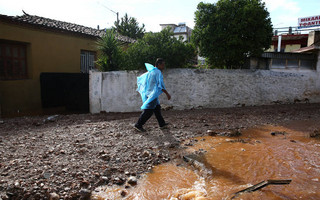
[92,123,320,200]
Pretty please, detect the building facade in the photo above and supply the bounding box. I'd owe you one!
[160,23,192,42]
[0,13,133,117]
[267,34,309,52]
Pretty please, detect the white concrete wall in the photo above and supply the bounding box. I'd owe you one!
[317,51,320,71]
[90,69,320,113]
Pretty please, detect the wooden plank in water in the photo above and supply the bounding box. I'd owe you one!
[231,179,292,199]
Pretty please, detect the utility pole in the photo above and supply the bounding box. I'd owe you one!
[278,34,282,52]
[116,12,119,25]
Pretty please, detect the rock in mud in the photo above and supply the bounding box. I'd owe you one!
[270,131,287,136]
[127,176,138,186]
[99,154,111,161]
[207,130,218,136]
[310,129,320,138]
[142,150,151,158]
[114,177,125,185]
[120,190,128,197]
[79,189,91,200]
[49,192,59,200]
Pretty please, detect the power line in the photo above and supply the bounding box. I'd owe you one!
[96,1,119,24]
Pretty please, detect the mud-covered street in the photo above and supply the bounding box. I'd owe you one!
[1,103,320,200]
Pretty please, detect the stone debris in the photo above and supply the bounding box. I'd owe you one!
[162,104,174,111]
[44,115,59,123]
[183,154,212,176]
[207,129,242,137]
[0,103,319,199]
[229,138,250,144]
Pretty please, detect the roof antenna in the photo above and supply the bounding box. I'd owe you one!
[22,10,29,16]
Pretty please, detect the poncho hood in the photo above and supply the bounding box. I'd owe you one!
[145,63,156,72]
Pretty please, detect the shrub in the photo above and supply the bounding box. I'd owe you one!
[96,30,123,71]
[123,28,196,70]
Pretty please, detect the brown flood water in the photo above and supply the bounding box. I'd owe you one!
[92,121,320,200]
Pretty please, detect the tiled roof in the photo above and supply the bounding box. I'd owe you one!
[0,12,135,43]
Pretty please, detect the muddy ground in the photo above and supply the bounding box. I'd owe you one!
[0,103,320,200]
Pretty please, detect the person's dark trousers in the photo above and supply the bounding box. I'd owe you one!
[135,105,166,128]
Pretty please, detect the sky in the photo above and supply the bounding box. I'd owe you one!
[0,0,319,32]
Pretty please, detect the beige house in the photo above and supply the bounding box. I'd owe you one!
[0,12,133,117]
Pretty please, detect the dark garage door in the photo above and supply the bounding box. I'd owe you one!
[40,73,89,113]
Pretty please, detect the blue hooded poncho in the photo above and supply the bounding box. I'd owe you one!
[137,63,166,110]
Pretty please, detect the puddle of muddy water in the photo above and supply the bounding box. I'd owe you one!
[92,124,320,200]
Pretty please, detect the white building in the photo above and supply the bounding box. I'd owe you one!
[160,23,192,42]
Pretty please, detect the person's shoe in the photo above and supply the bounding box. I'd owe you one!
[160,123,169,129]
[134,125,146,132]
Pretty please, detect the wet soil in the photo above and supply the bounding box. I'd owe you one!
[0,103,320,199]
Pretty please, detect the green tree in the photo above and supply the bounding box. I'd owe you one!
[123,27,196,70]
[192,0,273,68]
[114,13,145,40]
[96,30,123,71]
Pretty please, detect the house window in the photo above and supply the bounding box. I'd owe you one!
[80,50,96,73]
[0,41,28,80]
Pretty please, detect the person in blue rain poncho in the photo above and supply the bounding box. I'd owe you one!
[134,58,171,132]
